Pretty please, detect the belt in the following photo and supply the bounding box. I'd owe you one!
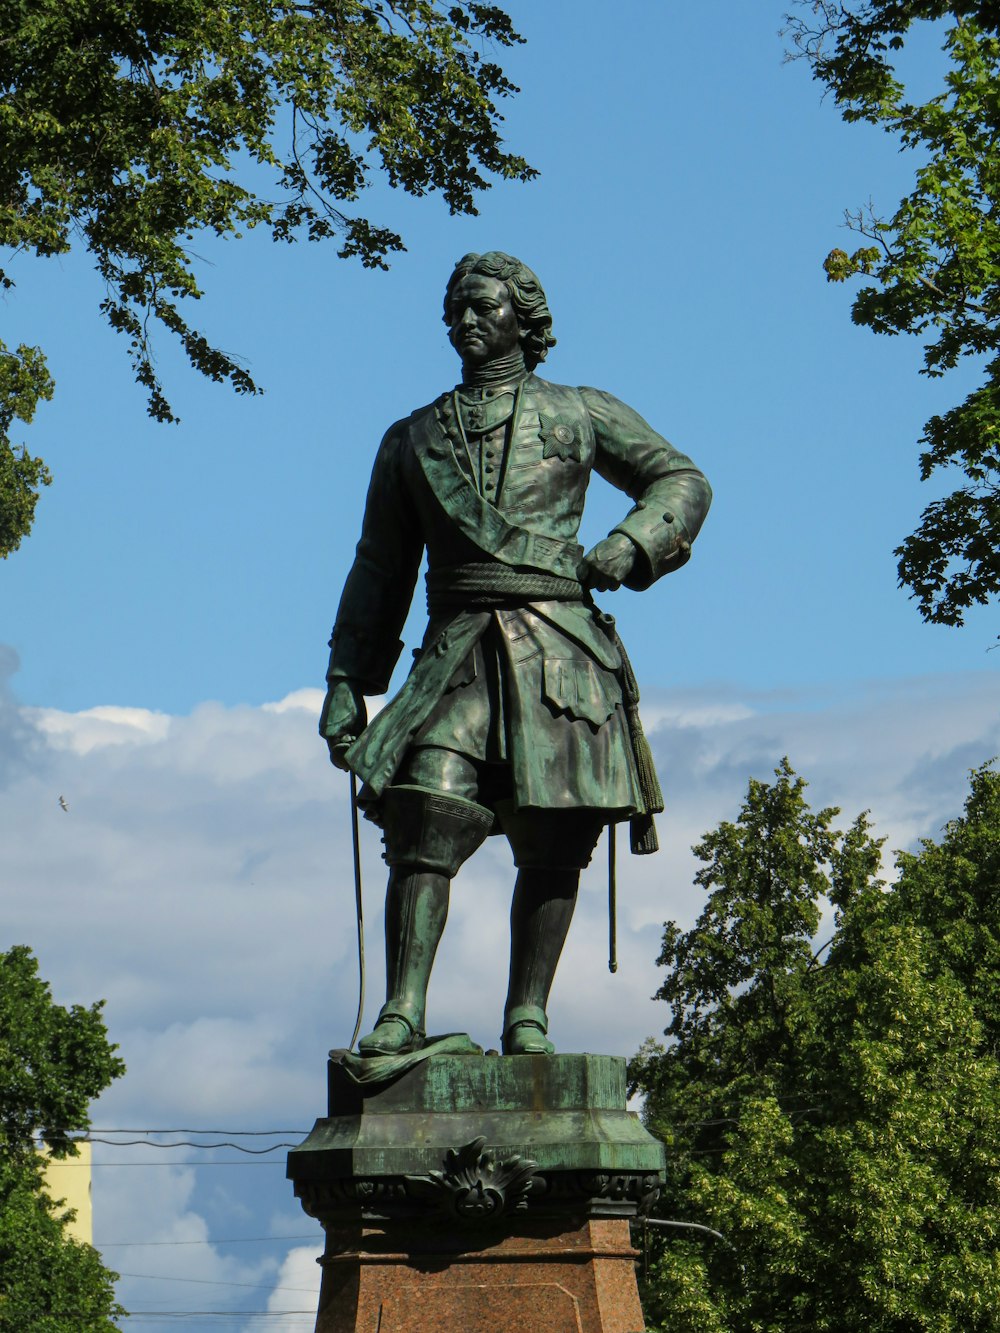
[426,563,583,615]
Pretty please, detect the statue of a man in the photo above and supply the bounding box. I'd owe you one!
[320,252,711,1058]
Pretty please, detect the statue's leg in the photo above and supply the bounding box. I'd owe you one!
[358,751,493,1056]
[370,865,451,1055]
[498,809,604,1055]
[503,866,579,1055]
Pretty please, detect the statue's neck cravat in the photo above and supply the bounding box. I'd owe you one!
[460,348,527,388]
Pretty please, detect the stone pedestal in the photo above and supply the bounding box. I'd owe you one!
[312,1215,643,1332]
[287,1053,663,1332]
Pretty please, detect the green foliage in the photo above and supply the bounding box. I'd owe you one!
[0,946,125,1328]
[0,1165,124,1333]
[631,761,1000,1331]
[887,761,1000,1045]
[0,342,54,557]
[786,3,1000,626]
[0,0,532,551]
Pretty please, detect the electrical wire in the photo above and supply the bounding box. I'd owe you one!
[85,1128,308,1135]
[113,1314,315,1321]
[643,1217,731,1246]
[113,1272,318,1293]
[80,1137,298,1153]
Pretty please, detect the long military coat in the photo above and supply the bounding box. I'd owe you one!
[322,374,711,817]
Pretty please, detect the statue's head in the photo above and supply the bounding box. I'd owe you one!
[443,251,556,370]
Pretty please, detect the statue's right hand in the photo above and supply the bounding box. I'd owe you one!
[320,678,367,770]
[327,737,354,771]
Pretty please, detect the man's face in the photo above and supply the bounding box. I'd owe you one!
[446,273,522,366]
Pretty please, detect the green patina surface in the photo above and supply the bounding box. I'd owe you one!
[316,253,712,1063]
[336,1049,628,1112]
[288,1052,665,1180]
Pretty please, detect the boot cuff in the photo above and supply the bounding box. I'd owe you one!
[381,785,494,877]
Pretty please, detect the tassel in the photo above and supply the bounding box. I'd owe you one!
[630,811,659,856]
[587,595,665,858]
[627,703,663,811]
[627,704,662,854]
[615,635,663,856]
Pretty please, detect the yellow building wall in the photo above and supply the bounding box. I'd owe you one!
[39,1140,93,1245]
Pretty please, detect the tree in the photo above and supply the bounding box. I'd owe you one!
[887,758,1000,1044]
[629,760,1000,1331]
[0,945,126,1329]
[785,3,1000,628]
[0,0,531,555]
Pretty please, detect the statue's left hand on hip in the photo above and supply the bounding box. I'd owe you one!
[579,533,636,592]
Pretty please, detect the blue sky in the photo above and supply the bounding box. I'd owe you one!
[4,3,996,713]
[3,5,1000,1329]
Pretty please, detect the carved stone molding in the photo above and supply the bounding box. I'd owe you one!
[288,1053,668,1233]
[533,1168,663,1215]
[292,1152,662,1228]
[404,1136,538,1222]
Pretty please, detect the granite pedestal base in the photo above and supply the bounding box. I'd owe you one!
[287,1052,663,1332]
[313,1215,643,1332]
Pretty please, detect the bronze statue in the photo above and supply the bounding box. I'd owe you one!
[320,252,711,1058]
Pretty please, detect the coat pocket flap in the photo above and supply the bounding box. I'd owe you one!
[445,648,478,692]
[542,658,619,727]
[531,602,622,670]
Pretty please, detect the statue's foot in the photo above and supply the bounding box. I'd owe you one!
[357,1013,424,1057]
[502,1019,555,1056]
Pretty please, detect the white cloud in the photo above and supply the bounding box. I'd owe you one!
[262,687,326,715]
[256,1246,322,1331]
[4,669,999,1327]
[641,698,758,730]
[263,685,387,725]
[94,1157,295,1326]
[28,704,171,754]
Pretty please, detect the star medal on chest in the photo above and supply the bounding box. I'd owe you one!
[539,413,581,462]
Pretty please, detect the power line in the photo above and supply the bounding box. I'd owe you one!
[83,1137,298,1153]
[117,1314,315,1321]
[86,1128,308,1135]
[115,1272,318,1293]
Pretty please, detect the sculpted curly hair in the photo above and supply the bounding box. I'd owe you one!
[443,251,556,370]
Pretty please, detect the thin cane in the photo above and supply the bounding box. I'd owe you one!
[347,771,366,1051]
[608,822,618,973]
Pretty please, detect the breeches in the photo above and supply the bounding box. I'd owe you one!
[393,744,604,871]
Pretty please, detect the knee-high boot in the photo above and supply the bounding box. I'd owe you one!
[358,868,449,1055]
[502,867,579,1055]
[358,785,493,1057]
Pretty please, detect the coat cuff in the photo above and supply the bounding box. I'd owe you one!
[612,504,691,591]
[326,625,403,696]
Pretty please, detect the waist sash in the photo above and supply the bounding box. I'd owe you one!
[426,563,583,615]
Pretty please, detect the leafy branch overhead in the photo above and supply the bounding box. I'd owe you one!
[786,2,1000,628]
[0,0,532,554]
